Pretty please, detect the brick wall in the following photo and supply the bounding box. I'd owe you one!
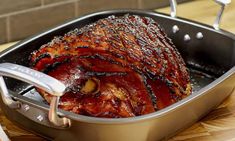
[0,0,189,44]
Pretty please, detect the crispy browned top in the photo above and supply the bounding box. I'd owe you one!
[30,15,191,118]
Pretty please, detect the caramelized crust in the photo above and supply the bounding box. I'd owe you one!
[30,15,191,118]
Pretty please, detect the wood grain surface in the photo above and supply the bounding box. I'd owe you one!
[0,0,234,140]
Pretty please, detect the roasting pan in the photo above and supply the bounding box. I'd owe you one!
[0,1,234,141]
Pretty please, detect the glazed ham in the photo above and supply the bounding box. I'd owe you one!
[30,15,191,118]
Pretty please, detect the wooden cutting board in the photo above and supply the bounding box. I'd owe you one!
[0,0,234,140]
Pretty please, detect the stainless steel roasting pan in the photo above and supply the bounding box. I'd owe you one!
[0,1,234,141]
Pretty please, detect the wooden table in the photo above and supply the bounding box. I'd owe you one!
[0,0,234,140]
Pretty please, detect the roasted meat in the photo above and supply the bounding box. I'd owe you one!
[30,15,191,118]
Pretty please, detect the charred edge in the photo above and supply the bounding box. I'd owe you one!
[165,79,177,99]
[145,67,163,81]
[42,58,70,73]
[146,68,177,100]
[75,45,89,49]
[85,71,127,77]
[108,51,125,60]
[78,53,152,78]
[142,75,158,111]
[31,53,51,67]
[167,81,184,102]
[79,54,124,66]
[76,65,85,72]
[130,64,144,75]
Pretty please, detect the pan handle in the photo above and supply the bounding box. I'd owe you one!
[169,0,177,18]
[169,0,231,30]
[0,63,71,128]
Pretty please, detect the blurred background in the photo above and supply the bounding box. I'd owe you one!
[0,0,190,44]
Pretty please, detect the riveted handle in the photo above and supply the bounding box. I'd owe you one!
[213,0,231,30]
[169,0,177,18]
[0,63,71,128]
[168,0,231,30]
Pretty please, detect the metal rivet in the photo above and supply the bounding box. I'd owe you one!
[37,115,44,122]
[196,32,203,39]
[23,104,30,111]
[184,34,191,42]
[172,25,179,33]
